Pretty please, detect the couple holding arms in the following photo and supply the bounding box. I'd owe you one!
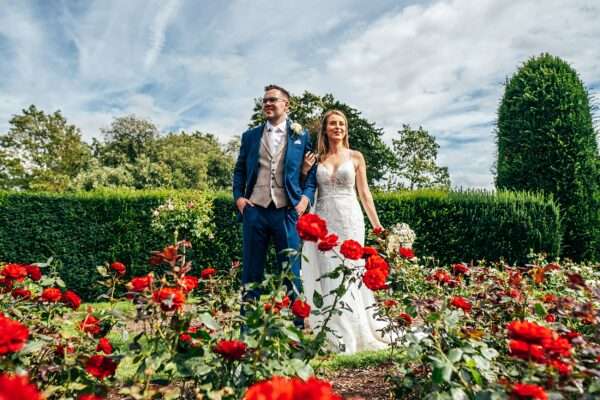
[233,84,389,354]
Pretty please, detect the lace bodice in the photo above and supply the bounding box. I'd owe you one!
[316,158,356,200]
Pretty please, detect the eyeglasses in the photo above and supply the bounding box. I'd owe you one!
[262,97,286,105]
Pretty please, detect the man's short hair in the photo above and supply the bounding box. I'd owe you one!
[264,84,290,100]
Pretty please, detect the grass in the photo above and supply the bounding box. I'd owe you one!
[312,348,405,372]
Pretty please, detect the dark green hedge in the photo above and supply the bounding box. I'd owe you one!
[0,189,560,300]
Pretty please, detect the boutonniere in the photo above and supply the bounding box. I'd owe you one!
[290,122,304,138]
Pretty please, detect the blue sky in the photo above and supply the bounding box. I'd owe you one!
[1,0,599,188]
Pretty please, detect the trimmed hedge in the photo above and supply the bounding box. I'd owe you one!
[0,189,560,300]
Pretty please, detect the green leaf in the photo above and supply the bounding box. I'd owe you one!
[432,361,453,384]
[199,312,220,331]
[282,327,300,342]
[448,348,463,363]
[451,387,468,400]
[312,291,324,309]
[481,347,499,360]
[534,303,547,317]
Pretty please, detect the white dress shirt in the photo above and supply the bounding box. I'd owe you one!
[265,119,287,153]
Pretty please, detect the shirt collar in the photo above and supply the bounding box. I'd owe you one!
[266,119,287,134]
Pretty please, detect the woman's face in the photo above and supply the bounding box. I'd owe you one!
[325,114,346,143]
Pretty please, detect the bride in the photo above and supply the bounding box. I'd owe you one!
[300,109,390,354]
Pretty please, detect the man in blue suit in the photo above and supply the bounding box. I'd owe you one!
[233,84,317,320]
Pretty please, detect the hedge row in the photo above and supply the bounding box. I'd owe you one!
[0,189,560,300]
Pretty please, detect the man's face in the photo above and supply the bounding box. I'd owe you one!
[262,89,288,121]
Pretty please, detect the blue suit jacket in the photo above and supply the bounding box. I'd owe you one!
[232,120,317,217]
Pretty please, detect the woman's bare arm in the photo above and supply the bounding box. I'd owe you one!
[353,151,382,230]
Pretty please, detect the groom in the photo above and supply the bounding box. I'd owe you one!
[233,84,317,317]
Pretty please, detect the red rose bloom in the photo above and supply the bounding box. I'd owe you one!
[110,261,126,275]
[0,315,29,355]
[340,240,363,260]
[179,333,192,343]
[62,290,82,310]
[511,383,548,400]
[0,374,43,400]
[41,287,62,303]
[508,340,546,363]
[275,296,291,312]
[291,299,311,319]
[152,287,186,311]
[214,339,247,361]
[545,314,556,323]
[363,268,388,291]
[1,264,28,281]
[507,321,553,344]
[365,255,389,273]
[24,265,42,281]
[297,213,328,242]
[542,294,557,303]
[11,288,31,300]
[85,355,117,380]
[428,269,452,285]
[399,247,415,259]
[362,246,379,259]
[452,263,469,275]
[179,275,199,292]
[450,296,472,313]
[372,226,384,236]
[129,274,153,292]
[80,315,102,336]
[541,337,572,358]
[382,299,398,308]
[317,234,339,252]
[549,359,572,376]
[200,267,217,280]
[560,330,581,343]
[398,313,413,325]
[244,376,342,400]
[96,338,113,355]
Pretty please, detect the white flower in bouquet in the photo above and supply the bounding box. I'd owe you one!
[385,222,416,254]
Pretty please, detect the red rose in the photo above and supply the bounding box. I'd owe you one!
[62,290,82,310]
[179,333,192,343]
[452,263,469,275]
[428,269,452,285]
[55,343,75,358]
[362,246,379,259]
[41,287,62,303]
[549,359,572,376]
[508,270,522,287]
[244,376,342,400]
[340,240,363,260]
[362,268,388,291]
[24,265,42,281]
[365,255,389,273]
[372,226,384,236]
[291,299,311,319]
[511,383,548,400]
[545,314,556,323]
[201,267,217,280]
[11,288,31,300]
[560,330,581,343]
[506,321,553,344]
[179,275,199,292]
[541,337,572,358]
[398,313,413,325]
[399,247,414,259]
[152,287,186,311]
[509,340,546,363]
[214,339,247,361]
[96,338,113,355]
[317,234,339,252]
[449,296,472,313]
[297,213,328,242]
[542,294,557,303]
[129,274,153,292]
[80,315,102,336]
[85,355,117,380]
[110,261,126,275]
[509,288,522,301]
[274,295,291,312]
[0,374,43,400]
[1,264,28,281]
[382,299,398,308]
[79,394,104,400]
[0,315,29,355]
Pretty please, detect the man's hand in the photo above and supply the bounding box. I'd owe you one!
[295,196,309,216]
[236,197,254,214]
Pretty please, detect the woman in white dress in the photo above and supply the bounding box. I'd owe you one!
[300,109,390,354]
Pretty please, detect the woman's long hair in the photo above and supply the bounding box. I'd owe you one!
[317,109,350,158]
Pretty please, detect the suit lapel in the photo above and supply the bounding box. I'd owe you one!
[249,124,265,178]
[284,120,294,170]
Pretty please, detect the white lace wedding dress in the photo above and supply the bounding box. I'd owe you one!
[301,154,390,354]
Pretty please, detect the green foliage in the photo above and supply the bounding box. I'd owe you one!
[0,105,92,191]
[249,91,395,185]
[375,189,561,265]
[496,53,599,261]
[388,124,451,190]
[0,189,560,300]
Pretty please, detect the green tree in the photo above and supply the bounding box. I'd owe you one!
[95,115,159,166]
[249,91,394,185]
[388,124,450,190]
[496,53,599,261]
[0,105,91,191]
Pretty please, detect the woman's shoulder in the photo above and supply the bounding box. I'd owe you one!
[349,149,365,164]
